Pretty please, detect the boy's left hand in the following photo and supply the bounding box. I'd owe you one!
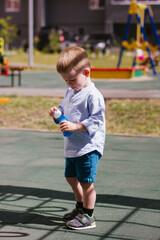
[60,121,86,132]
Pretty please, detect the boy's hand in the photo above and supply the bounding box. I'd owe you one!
[60,121,87,132]
[49,107,58,117]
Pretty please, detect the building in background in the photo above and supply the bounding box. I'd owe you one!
[0,0,160,49]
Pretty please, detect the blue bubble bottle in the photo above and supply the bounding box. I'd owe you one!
[54,109,72,137]
[59,115,73,137]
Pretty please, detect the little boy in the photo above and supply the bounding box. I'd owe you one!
[49,46,105,230]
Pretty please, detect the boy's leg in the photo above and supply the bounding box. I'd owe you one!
[63,177,83,221]
[66,178,96,211]
[66,182,96,230]
[64,157,84,221]
[66,177,83,202]
[66,151,100,229]
[80,182,96,211]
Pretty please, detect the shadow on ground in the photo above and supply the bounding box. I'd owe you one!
[0,185,159,227]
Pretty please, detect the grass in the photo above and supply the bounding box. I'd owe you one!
[8,49,159,71]
[106,99,160,136]
[0,96,160,136]
[9,51,59,67]
[0,96,60,131]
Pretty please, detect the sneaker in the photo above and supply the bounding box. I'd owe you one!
[66,213,96,230]
[63,208,82,222]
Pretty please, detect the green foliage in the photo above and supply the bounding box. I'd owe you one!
[43,28,60,53]
[0,16,18,47]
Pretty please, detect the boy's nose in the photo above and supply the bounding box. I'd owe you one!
[68,81,73,86]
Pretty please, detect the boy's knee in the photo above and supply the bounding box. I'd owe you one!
[66,177,78,185]
[80,182,94,190]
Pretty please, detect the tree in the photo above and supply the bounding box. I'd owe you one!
[0,16,18,50]
[48,28,60,53]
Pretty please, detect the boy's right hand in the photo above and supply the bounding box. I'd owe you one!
[49,106,58,117]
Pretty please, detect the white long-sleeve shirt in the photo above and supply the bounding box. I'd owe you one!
[58,83,106,158]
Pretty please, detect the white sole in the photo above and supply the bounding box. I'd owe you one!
[66,223,96,230]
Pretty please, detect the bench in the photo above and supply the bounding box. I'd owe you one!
[0,65,31,87]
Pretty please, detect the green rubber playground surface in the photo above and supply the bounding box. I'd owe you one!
[1,71,160,90]
[0,129,160,240]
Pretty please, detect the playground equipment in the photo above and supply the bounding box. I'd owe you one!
[117,0,160,75]
[91,66,146,79]
[91,1,155,79]
[0,37,4,55]
[0,37,9,75]
[0,38,10,102]
[0,37,32,87]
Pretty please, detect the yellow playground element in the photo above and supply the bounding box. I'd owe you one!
[0,97,10,104]
[91,66,146,79]
[129,0,146,15]
[122,41,159,52]
[0,37,4,56]
[117,0,160,75]
[125,1,157,52]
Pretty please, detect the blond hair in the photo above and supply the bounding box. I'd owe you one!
[56,46,91,73]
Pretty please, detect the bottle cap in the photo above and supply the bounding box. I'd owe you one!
[54,109,61,119]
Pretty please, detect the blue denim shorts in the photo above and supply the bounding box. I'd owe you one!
[65,150,101,183]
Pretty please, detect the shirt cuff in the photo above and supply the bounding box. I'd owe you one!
[82,119,101,136]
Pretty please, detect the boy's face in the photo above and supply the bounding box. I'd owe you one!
[61,68,90,92]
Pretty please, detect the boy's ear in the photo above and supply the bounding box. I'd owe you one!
[83,68,90,77]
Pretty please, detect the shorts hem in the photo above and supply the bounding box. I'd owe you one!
[78,178,95,183]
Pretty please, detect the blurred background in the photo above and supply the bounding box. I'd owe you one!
[0,0,160,136]
[0,0,160,69]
